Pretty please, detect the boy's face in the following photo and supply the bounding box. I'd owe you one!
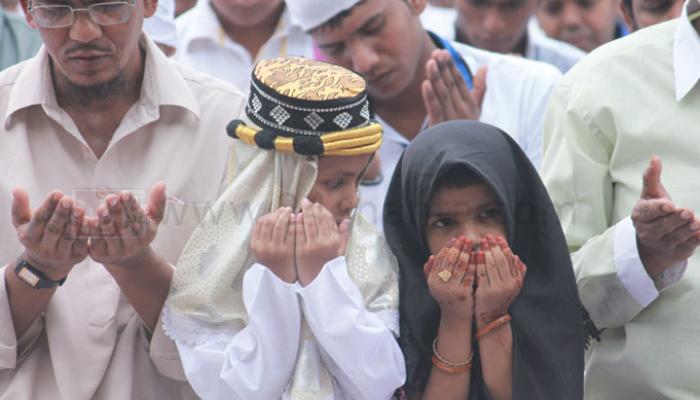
[621,0,682,32]
[455,0,536,54]
[312,0,429,100]
[210,0,283,28]
[535,0,619,52]
[425,183,507,254]
[307,154,372,224]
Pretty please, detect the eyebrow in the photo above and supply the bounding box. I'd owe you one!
[317,13,384,50]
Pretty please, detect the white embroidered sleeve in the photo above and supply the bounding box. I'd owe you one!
[296,256,406,400]
[175,263,301,400]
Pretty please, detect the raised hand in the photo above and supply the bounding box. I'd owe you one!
[632,156,700,278]
[425,237,476,323]
[88,182,166,269]
[251,207,297,283]
[422,49,487,127]
[295,199,350,286]
[474,236,525,329]
[12,189,89,280]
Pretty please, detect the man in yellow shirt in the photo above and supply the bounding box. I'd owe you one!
[542,1,700,398]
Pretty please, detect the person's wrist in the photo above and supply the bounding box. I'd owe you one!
[273,263,297,284]
[637,241,667,279]
[105,247,156,271]
[20,251,71,281]
[474,308,508,329]
[439,311,473,330]
[296,257,332,286]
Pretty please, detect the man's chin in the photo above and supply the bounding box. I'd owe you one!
[60,70,129,105]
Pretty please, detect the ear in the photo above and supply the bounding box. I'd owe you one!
[18,0,37,29]
[143,0,158,18]
[406,0,429,16]
[619,1,636,32]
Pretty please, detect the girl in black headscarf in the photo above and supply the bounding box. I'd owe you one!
[384,120,590,400]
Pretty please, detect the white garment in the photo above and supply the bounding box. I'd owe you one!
[143,0,176,48]
[359,40,561,230]
[419,4,457,40]
[540,8,700,397]
[175,1,313,91]
[614,217,686,308]
[599,4,699,326]
[285,0,361,32]
[421,8,585,73]
[173,258,405,400]
[525,23,585,73]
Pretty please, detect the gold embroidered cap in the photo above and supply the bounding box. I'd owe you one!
[226,57,382,156]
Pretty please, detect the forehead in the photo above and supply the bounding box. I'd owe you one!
[462,0,532,6]
[317,154,371,175]
[430,183,500,209]
[632,0,679,6]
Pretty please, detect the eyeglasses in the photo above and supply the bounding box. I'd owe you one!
[28,1,136,29]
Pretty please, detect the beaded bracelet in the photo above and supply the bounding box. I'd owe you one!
[431,338,473,374]
[476,314,512,339]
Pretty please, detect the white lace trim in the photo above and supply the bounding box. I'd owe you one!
[162,303,244,346]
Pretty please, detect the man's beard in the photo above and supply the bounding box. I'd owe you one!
[63,71,131,107]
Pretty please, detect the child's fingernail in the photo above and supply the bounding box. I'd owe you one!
[447,238,456,247]
[478,251,485,263]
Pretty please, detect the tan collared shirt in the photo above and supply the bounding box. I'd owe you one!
[0,36,246,399]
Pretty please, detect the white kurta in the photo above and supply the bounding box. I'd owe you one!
[173,258,405,400]
[541,11,700,399]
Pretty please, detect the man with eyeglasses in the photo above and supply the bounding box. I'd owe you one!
[0,0,246,398]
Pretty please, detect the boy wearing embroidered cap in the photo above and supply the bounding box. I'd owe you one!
[163,57,405,400]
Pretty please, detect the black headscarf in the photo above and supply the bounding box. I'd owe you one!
[384,121,586,399]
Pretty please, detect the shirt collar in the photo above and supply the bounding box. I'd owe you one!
[674,2,700,101]
[4,35,200,128]
[182,2,301,49]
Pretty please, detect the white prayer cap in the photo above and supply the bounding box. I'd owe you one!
[143,0,177,49]
[285,0,362,31]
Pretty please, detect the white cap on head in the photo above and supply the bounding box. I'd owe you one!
[285,0,363,32]
[143,0,177,49]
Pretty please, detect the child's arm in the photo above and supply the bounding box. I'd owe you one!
[474,236,526,400]
[294,200,406,400]
[172,208,302,400]
[422,238,476,400]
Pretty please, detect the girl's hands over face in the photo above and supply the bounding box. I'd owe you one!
[425,237,477,324]
[474,235,526,328]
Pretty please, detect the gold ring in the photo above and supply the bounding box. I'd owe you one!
[438,269,452,282]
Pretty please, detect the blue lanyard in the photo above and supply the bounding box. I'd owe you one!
[429,31,474,90]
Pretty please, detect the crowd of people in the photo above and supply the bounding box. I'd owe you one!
[0,0,697,399]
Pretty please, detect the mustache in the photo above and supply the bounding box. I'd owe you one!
[65,43,112,55]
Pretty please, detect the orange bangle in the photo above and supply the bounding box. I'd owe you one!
[475,314,512,339]
[432,354,472,373]
[431,338,473,374]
